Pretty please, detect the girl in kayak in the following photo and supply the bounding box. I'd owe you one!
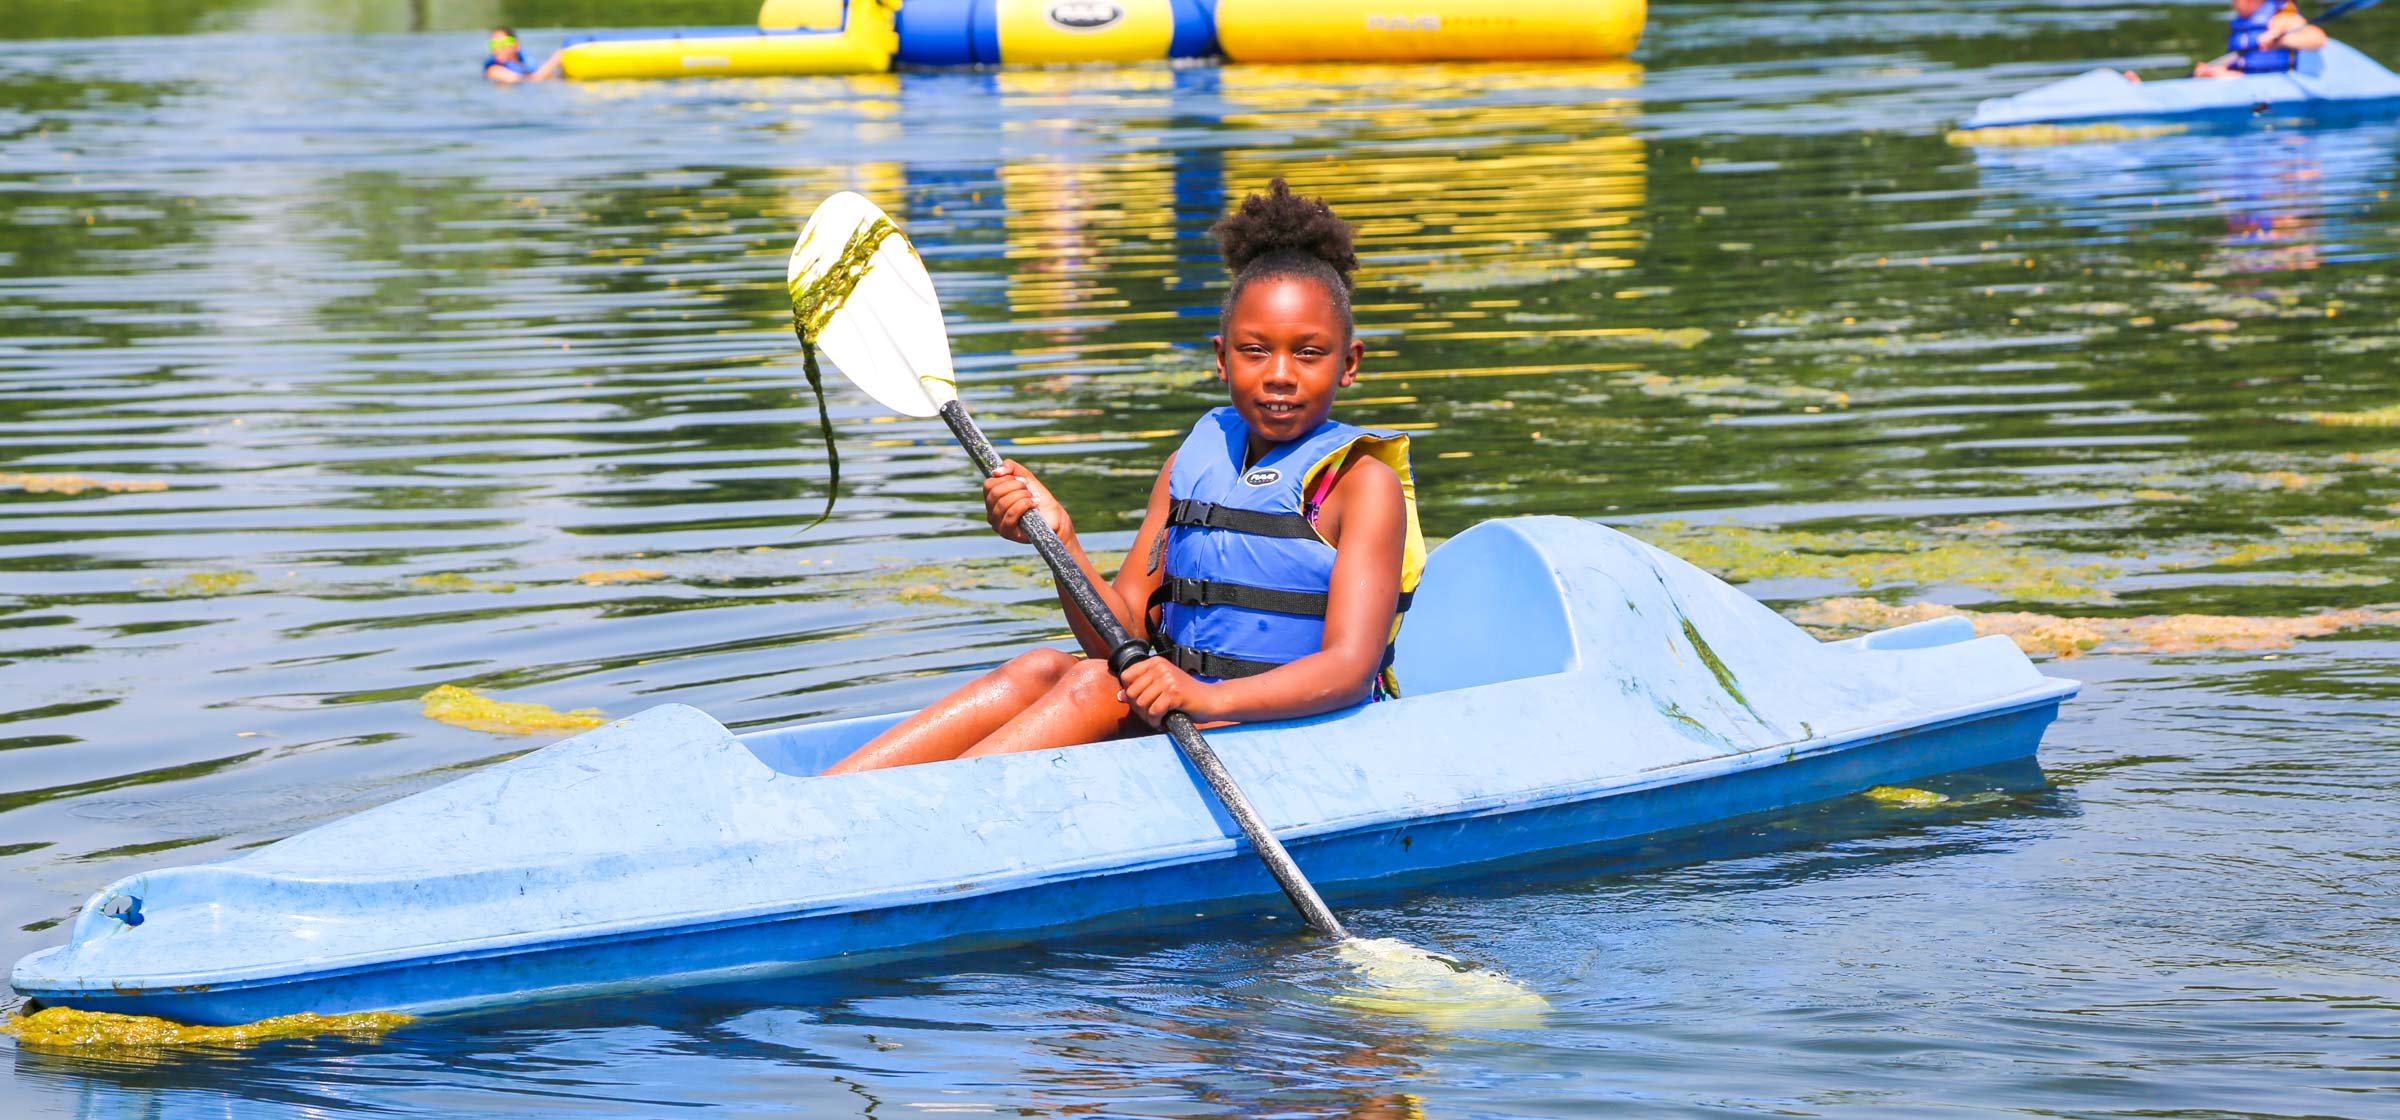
[2196,0,2326,78]
[825,179,1423,773]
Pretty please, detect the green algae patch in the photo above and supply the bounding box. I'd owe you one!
[575,568,666,586]
[1945,122,2184,147]
[2303,403,2400,428]
[3,1006,411,1053]
[842,550,1129,619]
[1863,785,1949,808]
[420,685,606,736]
[157,571,255,597]
[1619,371,1846,411]
[410,573,517,593]
[1629,521,2117,603]
[0,472,169,496]
[1793,597,2400,659]
[2165,539,2370,570]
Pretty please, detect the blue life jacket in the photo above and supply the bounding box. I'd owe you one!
[484,54,536,76]
[1152,407,1425,696]
[2229,1,2301,73]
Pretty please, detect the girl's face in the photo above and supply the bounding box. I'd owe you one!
[1213,274,1363,448]
[2231,0,2267,16]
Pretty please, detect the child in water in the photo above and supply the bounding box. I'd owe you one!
[2195,0,2326,78]
[483,28,563,83]
[825,180,1422,773]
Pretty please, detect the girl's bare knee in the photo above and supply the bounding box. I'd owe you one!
[1002,648,1077,689]
[1056,658,1120,704]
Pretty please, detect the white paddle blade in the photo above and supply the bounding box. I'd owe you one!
[787,191,957,419]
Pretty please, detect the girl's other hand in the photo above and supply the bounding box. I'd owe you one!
[1117,657,1213,726]
[983,459,1071,543]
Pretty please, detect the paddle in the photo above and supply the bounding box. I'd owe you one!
[784,191,1353,941]
[2200,0,2381,71]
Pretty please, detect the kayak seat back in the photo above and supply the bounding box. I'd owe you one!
[1393,519,1581,695]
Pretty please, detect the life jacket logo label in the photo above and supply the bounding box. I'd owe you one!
[1048,2,1123,29]
[1243,468,1282,487]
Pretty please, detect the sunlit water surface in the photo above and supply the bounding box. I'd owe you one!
[4,3,2399,1116]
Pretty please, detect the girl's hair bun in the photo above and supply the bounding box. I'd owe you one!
[1212,178,1358,290]
[1211,179,1359,337]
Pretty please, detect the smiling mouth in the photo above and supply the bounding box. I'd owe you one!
[1258,400,1304,417]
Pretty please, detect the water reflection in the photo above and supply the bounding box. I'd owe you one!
[1969,120,2400,274]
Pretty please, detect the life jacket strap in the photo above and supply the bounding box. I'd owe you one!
[1152,576,1416,618]
[1152,634,1288,680]
[1165,499,1322,540]
[1159,576,1330,617]
[1151,633,1401,681]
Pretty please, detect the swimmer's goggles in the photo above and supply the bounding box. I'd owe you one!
[490,32,518,51]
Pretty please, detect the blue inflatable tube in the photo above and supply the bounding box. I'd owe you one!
[898,0,1218,67]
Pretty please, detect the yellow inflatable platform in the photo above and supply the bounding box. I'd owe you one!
[554,0,1644,80]
[556,0,897,80]
[1215,0,1646,63]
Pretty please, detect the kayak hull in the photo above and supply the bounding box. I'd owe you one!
[1961,40,2400,130]
[12,517,2078,1023]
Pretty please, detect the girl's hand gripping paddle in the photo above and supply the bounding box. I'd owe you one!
[785,191,1353,941]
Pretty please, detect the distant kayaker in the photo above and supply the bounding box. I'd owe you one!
[2196,0,2326,78]
[824,180,1422,773]
[484,28,562,83]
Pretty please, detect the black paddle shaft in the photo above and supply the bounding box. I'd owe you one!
[936,399,1350,940]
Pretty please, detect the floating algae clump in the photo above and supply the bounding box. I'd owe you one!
[1619,372,1847,411]
[0,472,169,495]
[1945,122,2184,146]
[576,568,666,586]
[1628,521,2117,603]
[420,684,606,735]
[1792,597,2400,659]
[410,572,517,593]
[158,571,255,596]
[2165,539,2370,570]
[3,1006,410,1054]
[1863,785,1949,808]
[2303,403,2400,428]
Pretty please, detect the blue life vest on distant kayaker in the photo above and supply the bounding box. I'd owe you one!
[1152,406,1426,697]
[2229,1,2302,73]
[484,53,536,76]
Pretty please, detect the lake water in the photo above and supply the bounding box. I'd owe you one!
[5,2,2399,1116]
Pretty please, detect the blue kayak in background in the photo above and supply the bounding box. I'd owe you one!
[9,517,2078,1024]
[1962,39,2400,130]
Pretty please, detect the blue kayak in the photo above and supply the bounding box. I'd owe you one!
[10,517,2077,1024]
[1961,39,2400,130]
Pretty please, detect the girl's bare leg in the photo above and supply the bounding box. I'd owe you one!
[822,648,1078,773]
[961,659,1144,758]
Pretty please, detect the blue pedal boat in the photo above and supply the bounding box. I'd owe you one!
[10,517,2077,1023]
[1961,40,2400,130]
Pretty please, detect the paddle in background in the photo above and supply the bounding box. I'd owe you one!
[784,191,1544,1023]
[2202,0,2382,71]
